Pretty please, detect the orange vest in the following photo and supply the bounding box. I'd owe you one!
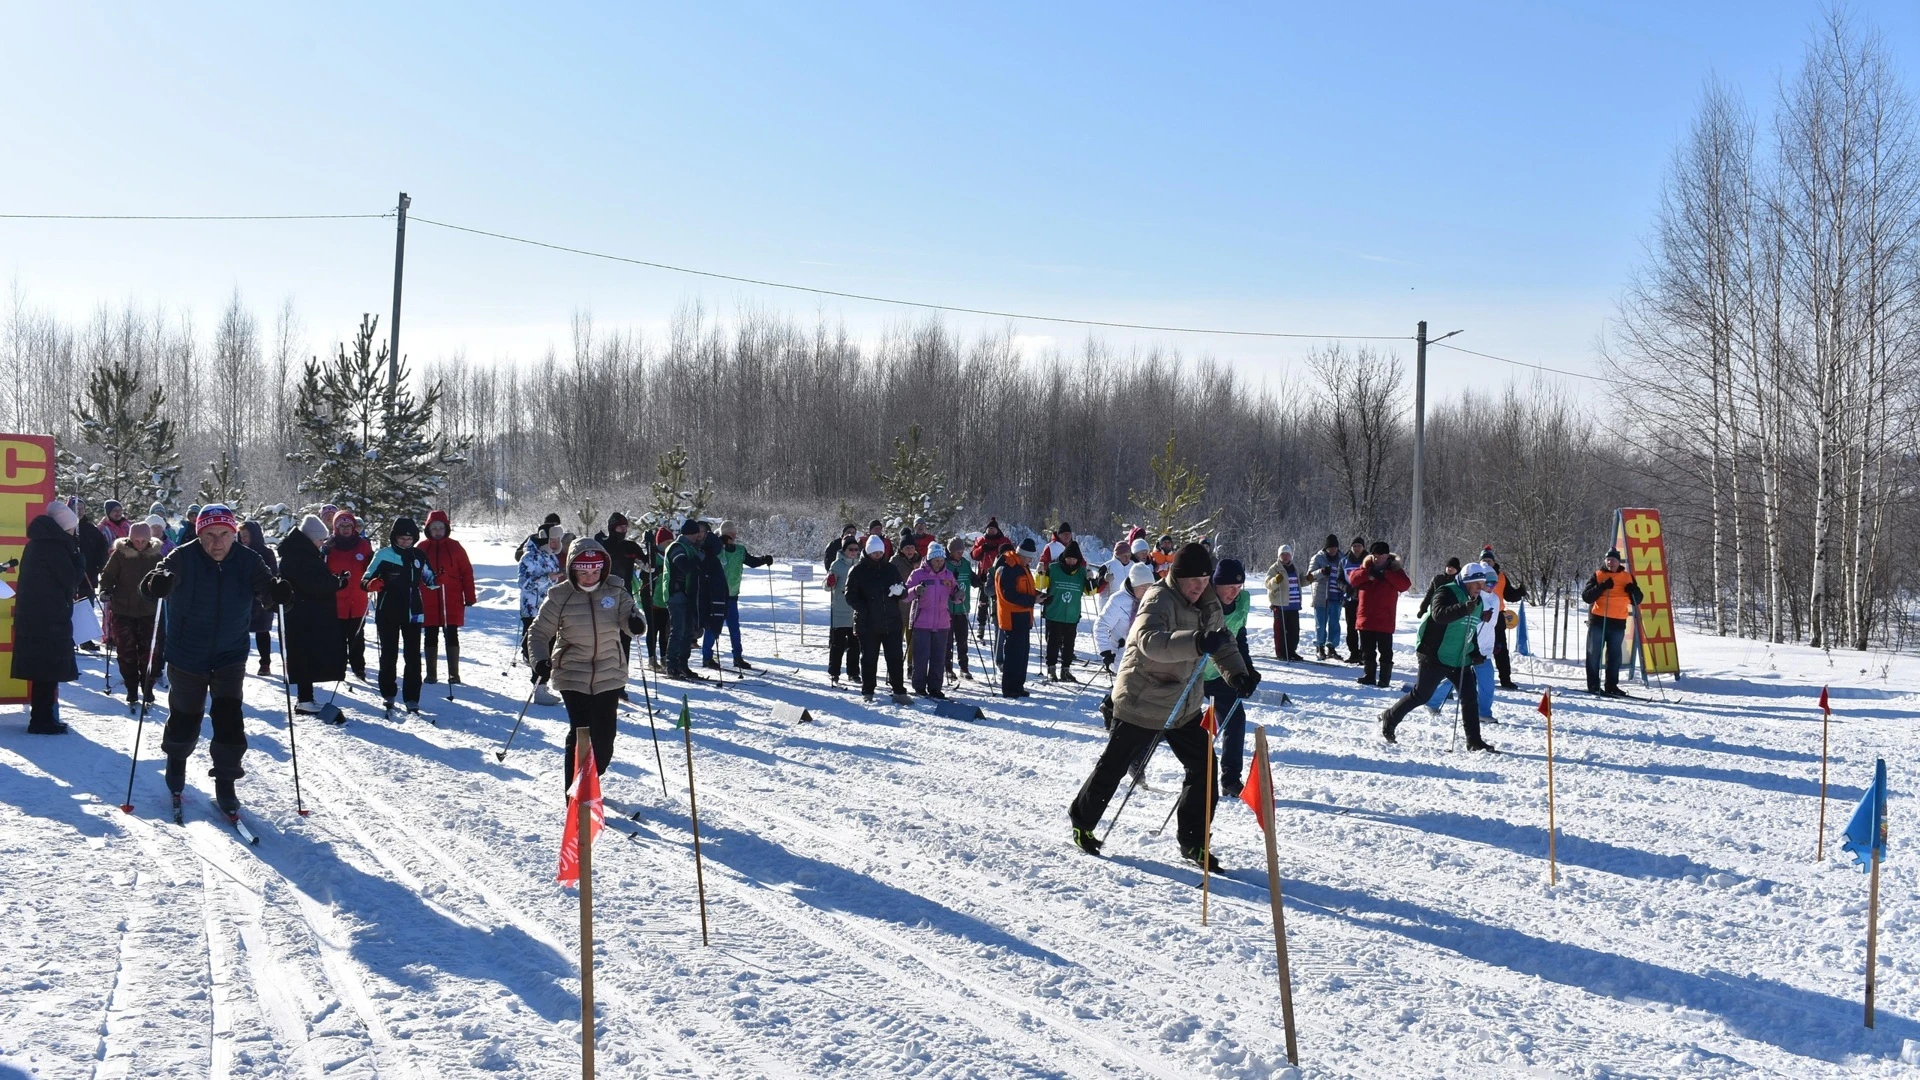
[1589,568,1635,621]
[1150,549,1176,578]
[994,552,1036,630]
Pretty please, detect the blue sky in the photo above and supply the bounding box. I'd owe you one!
[5,3,1918,396]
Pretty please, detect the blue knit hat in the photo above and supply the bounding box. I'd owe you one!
[1212,558,1245,586]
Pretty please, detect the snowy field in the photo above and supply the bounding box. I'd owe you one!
[2,536,1916,1079]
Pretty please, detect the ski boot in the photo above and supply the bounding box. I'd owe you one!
[1379,709,1399,744]
[214,778,240,815]
[733,657,753,671]
[1182,847,1224,874]
[1072,827,1104,856]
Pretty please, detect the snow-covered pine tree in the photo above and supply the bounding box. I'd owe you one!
[645,444,713,530]
[870,424,962,534]
[198,450,248,508]
[288,314,468,529]
[1126,431,1217,542]
[54,361,183,511]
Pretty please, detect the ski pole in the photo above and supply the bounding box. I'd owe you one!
[768,566,780,659]
[1100,663,1207,843]
[439,586,454,702]
[118,599,164,814]
[1151,698,1241,837]
[635,648,669,798]
[276,606,311,816]
[495,682,539,762]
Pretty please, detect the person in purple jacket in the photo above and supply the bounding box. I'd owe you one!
[904,543,960,699]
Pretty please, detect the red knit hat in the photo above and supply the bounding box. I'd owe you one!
[195,504,239,536]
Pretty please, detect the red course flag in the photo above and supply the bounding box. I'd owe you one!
[1200,702,1218,737]
[1819,686,1831,716]
[1538,690,1552,720]
[556,743,605,888]
[1239,741,1270,831]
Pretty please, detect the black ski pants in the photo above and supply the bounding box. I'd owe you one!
[828,626,862,682]
[1357,629,1394,686]
[1044,618,1079,674]
[1494,619,1513,685]
[1344,598,1361,659]
[161,662,248,781]
[857,621,904,697]
[377,617,422,705]
[1271,608,1301,659]
[340,617,367,678]
[561,688,620,792]
[1383,658,1483,746]
[1069,719,1215,850]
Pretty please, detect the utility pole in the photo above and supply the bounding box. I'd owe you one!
[1408,321,1461,585]
[388,192,411,395]
[1410,321,1427,585]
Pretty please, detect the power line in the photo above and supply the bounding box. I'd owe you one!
[1431,340,1604,382]
[408,215,1411,342]
[0,212,394,221]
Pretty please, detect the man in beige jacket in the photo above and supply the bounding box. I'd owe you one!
[1069,542,1261,869]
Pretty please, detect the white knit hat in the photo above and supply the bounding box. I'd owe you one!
[1127,562,1156,589]
[46,499,79,532]
[926,542,947,560]
[145,513,167,531]
[1279,544,1292,556]
[865,534,887,555]
[300,514,329,545]
[1131,538,1150,555]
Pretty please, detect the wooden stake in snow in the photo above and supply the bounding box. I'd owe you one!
[1816,686,1831,862]
[575,733,596,1079]
[1539,689,1557,885]
[1866,842,1882,1028]
[1251,726,1300,1066]
[677,696,711,946]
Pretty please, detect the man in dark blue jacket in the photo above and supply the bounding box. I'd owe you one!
[142,504,290,813]
[663,519,708,681]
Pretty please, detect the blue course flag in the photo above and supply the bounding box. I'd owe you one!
[1840,758,1889,872]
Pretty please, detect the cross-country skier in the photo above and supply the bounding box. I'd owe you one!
[1377,562,1495,752]
[141,505,291,812]
[362,517,436,715]
[241,520,280,676]
[905,542,959,699]
[943,534,974,682]
[825,536,863,687]
[14,499,85,732]
[1206,558,1258,798]
[1417,556,1462,617]
[662,520,707,681]
[1346,540,1411,688]
[278,515,345,713]
[1478,545,1529,690]
[1582,547,1642,697]
[325,511,373,681]
[99,518,165,708]
[1069,542,1258,868]
[528,538,647,791]
[1042,541,1089,682]
[994,538,1039,697]
[418,510,476,685]
[712,520,774,670]
[845,534,910,704]
[1263,544,1304,661]
[1307,535,1346,660]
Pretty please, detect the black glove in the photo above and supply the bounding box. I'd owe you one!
[271,577,296,605]
[532,659,552,684]
[1598,577,1614,591]
[627,612,647,635]
[1196,628,1232,655]
[143,570,174,598]
[1100,649,1115,668]
[1480,607,1494,622]
[1231,668,1262,696]
[335,571,351,590]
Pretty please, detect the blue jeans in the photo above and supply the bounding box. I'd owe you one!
[1314,602,1343,649]
[1586,616,1625,690]
[703,595,744,662]
[1206,677,1246,788]
[667,595,696,672]
[1427,658,1495,717]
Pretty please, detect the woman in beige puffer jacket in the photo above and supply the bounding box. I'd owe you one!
[530,538,647,789]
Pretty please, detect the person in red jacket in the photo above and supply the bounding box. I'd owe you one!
[324,511,374,681]
[969,516,1015,640]
[1346,540,1411,688]
[417,509,477,685]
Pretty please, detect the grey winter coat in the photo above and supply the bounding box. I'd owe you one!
[1307,550,1344,608]
[827,554,858,629]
